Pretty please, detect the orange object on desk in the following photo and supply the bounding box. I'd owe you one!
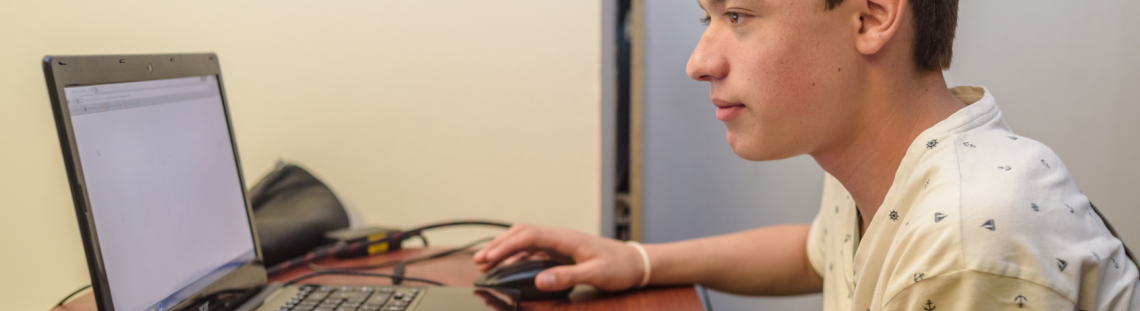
[53,247,704,311]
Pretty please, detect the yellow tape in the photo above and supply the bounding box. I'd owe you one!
[367,232,390,254]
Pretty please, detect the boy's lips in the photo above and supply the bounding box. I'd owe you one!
[713,98,746,121]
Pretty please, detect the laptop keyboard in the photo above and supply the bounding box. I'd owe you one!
[279,285,421,311]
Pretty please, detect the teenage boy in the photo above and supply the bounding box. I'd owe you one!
[474,0,1139,309]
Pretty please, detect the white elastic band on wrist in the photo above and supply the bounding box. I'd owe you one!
[626,241,652,288]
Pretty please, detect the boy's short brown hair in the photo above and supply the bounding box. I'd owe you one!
[825,0,959,72]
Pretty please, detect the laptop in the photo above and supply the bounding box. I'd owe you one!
[43,53,519,311]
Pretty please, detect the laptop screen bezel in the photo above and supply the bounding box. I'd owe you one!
[42,53,268,311]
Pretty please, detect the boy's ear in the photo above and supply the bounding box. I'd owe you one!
[853,0,907,56]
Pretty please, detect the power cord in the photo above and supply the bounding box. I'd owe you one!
[413,234,429,247]
[55,284,92,307]
[282,270,445,286]
[307,236,494,271]
[268,220,510,276]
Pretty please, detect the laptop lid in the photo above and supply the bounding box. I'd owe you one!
[43,54,267,311]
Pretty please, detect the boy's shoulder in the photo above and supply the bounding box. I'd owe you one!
[899,127,1137,306]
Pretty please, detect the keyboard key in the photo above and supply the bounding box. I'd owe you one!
[366,294,390,305]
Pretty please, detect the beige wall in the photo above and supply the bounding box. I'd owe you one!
[0,1,603,309]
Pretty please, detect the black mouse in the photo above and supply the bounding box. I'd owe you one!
[474,260,573,301]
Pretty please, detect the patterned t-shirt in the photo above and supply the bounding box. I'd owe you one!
[806,86,1140,311]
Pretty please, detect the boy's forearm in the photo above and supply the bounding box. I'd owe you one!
[642,224,822,295]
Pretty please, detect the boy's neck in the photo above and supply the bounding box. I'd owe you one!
[812,70,966,237]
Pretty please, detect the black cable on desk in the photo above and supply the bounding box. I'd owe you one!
[55,284,92,307]
[282,269,445,287]
[268,220,510,276]
[391,262,407,285]
[308,236,494,271]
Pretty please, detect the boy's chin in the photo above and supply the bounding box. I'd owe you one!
[727,132,797,162]
[727,133,763,161]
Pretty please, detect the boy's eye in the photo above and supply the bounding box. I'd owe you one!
[728,12,741,24]
[700,16,711,26]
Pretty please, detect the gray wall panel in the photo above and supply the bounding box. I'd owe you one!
[943,0,1140,247]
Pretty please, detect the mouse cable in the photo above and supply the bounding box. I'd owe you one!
[282,269,445,287]
[307,236,494,271]
[391,262,406,285]
[267,220,511,276]
[55,284,92,307]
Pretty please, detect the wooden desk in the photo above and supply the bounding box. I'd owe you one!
[54,247,703,311]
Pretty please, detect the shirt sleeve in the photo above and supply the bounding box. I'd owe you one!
[881,269,1073,311]
[806,211,826,278]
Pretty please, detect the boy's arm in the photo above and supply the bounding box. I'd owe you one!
[646,224,822,295]
[473,223,822,295]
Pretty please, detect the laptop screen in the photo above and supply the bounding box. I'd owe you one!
[64,75,256,311]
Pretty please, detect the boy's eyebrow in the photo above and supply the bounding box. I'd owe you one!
[698,0,729,11]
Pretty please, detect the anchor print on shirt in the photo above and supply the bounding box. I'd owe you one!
[914,272,925,282]
[998,165,1012,171]
[982,219,996,231]
[1041,159,1051,169]
[1031,203,1040,212]
[924,300,937,311]
[1064,203,1074,213]
[1057,258,1068,272]
[934,212,947,223]
[962,142,976,148]
[1008,136,1019,140]
[1014,295,1028,308]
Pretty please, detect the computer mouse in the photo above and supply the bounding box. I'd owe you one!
[473,259,573,301]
